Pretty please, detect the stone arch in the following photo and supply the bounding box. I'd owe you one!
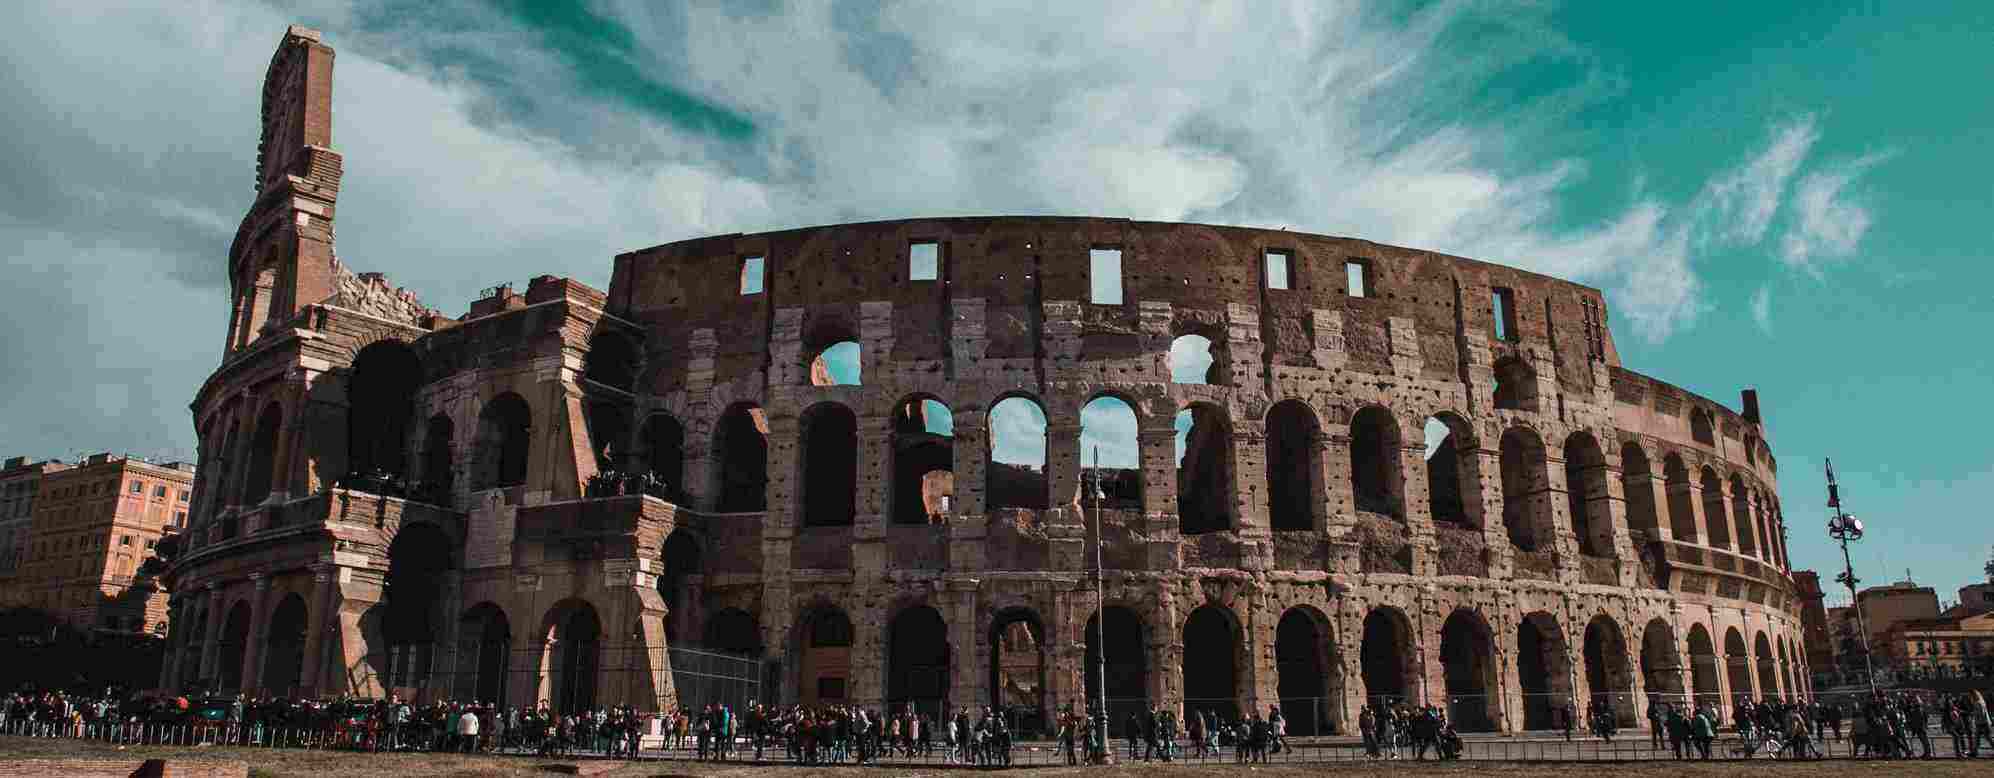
[1169,333,1218,385]
[1700,467,1731,549]
[702,607,761,655]
[712,402,768,512]
[809,340,861,387]
[474,392,532,489]
[1439,608,1500,731]
[1731,473,1757,557]
[794,604,853,707]
[457,602,512,706]
[642,413,686,500]
[1424,411,1483,529]
[1663,454,1697,543]
[1266,399,1322,532]
[989,607,1047,723]
[1640,618,1683,701]
[262,593,309,696]
[384,521,453,690]
[1493,356,1538,412]
[1755,631,1778,700]
[1686,624,1720,708]
[1275,605,1338,735]
[1349,405,1404,519]
[242,402,284,506]
[1182,603,1242,721]
[799,402,858,527]
[418,413,454,500]
[217,601,251,691]
[1079,394,1142,509]
[1619,441,1659,535]
[1083,605,1149,719]
[1563,431,1614,557]
[886,604,950,718]
[1583,614,1637,726]
[1690,407,1714,446]
[1724,627,1752,705]
[1516,611,1572,730]
[659,530,701,643]
[1360,606,1416,707]
[582,330,640,391]
[1500,426,1553,553]
[890,395,954,525]
[348,339,422,484]
[1777,640,1794,700]
[540,598,602,714]
[1176,402,1236,534]
[987,393,1049,510]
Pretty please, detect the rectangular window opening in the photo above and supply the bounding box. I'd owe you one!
[1090,247,1124,305]
[1265,250,1291,290]
[739,256,766,296]
[1345,260,1369,298]
[909,241,939,281]
[1493,287,1518,342]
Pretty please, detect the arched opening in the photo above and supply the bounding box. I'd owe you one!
[582,332,639,391]
[385,523,452,691]
[1777,641,1794,700]
[1083,606,1148,725]
[1266,400,1322,532]
[810,341,862,386]
[1724,627,1753,705]
[1663,454,1697,543]
[1500,427,1552,553]
[1640,619,1683,702]
[987,395,1049,510]
[713,403,768,512]
[177,602,205,686]
[419,414,454,500]
[1731,474,1758,557]
[242,403,283,505]
[702,608,761,655]
[1687,625,1720,709]
[1349,406,1403,518]
[1275,607,1334,736]
[800,402,857,527]
[1079,396,1141,509]
[457,603,511,706]
[348,340,421,484]
[1620,442,1658,536]
[1182,604,1240,722]
[1439,609,1499,731]
[989,609,1045,727]
[474,393,532,489]
[1689,408,1714,446]
[583,398,632,474]
[217,602,250,691]
[798,606,852,707]
[1492,356,1538,412]
[545,600,601,714]
[891,397,954,525]
[1176,403,1235,534]
[887,605,949,718]
[1360,607,1414,707]
[1755,631,1778,700]
[659,531,701,643]
[262,594,308,696]
[642,413,685,501]
[1424,413,1481,528]
[1169,334,1216,385]
[1699,467,1731,549]
[213,422,239,512]
[1583,615,1636,726]
[1563,432,1614,557]
[1517,612,1571,730]
[1753,492,1773,562]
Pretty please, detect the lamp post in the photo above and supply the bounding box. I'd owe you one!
[1090,446,1111,761]
[1824,458,1878,697]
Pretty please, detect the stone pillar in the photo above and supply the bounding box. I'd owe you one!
[1242,594,1276,716]
[298,564,333,697]
[198,582,225,682]
[1542,448,1581,584]
[161,598,186,690]
[238,573,272,694]
[1401,434,1436,577]
[1153,592,1180,713]
[1470,441,1510,577]
[1136,416,1178,518]
[1045,416,1082,514]
[849,600,884,710]
[1230,419,1269,537]
[949,582,980,713]
[953,408,988,518]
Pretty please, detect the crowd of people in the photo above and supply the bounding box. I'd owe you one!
[3,686,1991,763]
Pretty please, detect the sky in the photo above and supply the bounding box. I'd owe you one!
[2,1,1990,599]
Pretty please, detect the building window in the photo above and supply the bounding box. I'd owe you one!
[119,535,130,546]
[1265,250,1291,290]
[909,241,939,281]
[1346,260,1370,298]
[175,511,186,527]
[740,256,766,296]
[1492,287,1518,342]
[129,481,142,494]
[178,490,188,503]
[154,485,166,498]
[1090,248,1124,304]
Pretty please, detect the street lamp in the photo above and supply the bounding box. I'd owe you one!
[1824,458,1878,697]
[1089,446,1111,763]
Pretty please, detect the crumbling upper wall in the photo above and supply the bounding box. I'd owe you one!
[321,258,438,327]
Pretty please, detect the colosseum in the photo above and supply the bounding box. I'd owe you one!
[162,26,1807,735]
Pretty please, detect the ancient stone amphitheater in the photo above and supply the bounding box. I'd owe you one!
[162,26,1805,735]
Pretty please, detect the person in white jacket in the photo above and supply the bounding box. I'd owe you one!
[458,708,481,753]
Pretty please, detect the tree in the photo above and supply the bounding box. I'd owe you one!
[1984,544,1993,581]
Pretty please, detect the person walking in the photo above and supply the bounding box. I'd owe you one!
[456,706,480,754]
[1690,705,1715,759]
[1647,700,1667,750]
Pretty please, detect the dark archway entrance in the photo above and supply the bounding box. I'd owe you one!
[385,523,452,692]
[797,607,852,707]
[548,601,601,714]
[1517,613,1570,730]
[348,340,421,484]
[1440,609,1498,731]
[1084,606,1148,730]
[458,603,511,707]
[714,403,768,512]
[702,608,761,655]
[1275,608,1332,735]
[1583,615,1636,726]
[891,397,954,525]
[1724,628,1753,706]
[801,403,857,527]
[1265,401,1320,532]
[1182,604,1240,722]
[262,594,308,696]
[887,606,950,718]
[1360,608,1413,707]
[1640,619,1683,705]
[659,531,701,643]
[1687,625,1720,708]
[990,609,1046,734]
[217,602,251,691]
[475,393,531,489]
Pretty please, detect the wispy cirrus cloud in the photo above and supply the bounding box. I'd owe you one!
[1781,151,1893,275]
[1751,285,1773,335]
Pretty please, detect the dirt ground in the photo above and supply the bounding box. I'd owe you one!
[0,736,1987,778]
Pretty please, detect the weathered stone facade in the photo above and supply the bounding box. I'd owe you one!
[163,26,1807,733]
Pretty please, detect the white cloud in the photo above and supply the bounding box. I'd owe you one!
[1751,285,1773,335]
[1781,151,1892,275]
[1702,118,1818,244]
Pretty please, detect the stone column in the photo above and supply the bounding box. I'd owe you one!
[298,564,333,697]
[198,582,225,682]
[949,582,980,713]
[161,598,186,690]
[238,573,272,694]
[953,409,989,519]
[1542,448,1581,584]
[849,600,884,710]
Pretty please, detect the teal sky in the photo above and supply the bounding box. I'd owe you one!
[0,1,1989,599]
